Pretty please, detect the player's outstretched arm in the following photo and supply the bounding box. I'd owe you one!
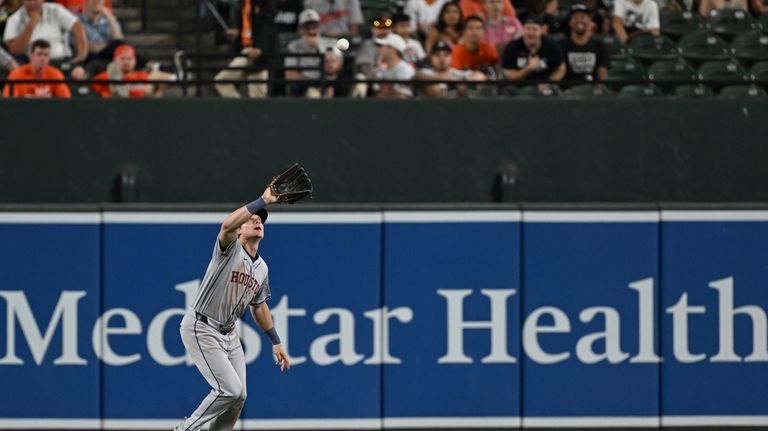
[218,187,278,248]
[250,302,291,372]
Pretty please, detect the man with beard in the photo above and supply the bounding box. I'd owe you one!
[559,4,608,85]
[416,40,486,97]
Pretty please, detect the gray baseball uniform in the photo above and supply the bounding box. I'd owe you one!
[178,238,271,431]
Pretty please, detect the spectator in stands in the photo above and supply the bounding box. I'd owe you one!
[612,0,660,43]
[0,44,19,71]
[416,40,486,97]
[354,14,391,76]
[3,0,88,78]
[525,0,563,33]
[284,8,335,96]
[452,15,499,76]
[306,46,351,97]
[391,12,426,65]
[559,4,608,84]
[304,0,363,37]
[371,33,415,98]
[403,0,448,38]
[501,16,565,84]
[90,44,173,98]
[460,0,519,21]
[3,38,70,97]
[79,0,125,66]
[54,0,111,14]
[749,0,768,14]
[0,0,22,36]
[699,0,748,15]
[425,1,463,55]
[484,0,522,53]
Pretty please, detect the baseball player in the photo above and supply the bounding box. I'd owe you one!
[174,187,289,431]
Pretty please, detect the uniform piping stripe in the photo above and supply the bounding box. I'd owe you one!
[187,318,222,431]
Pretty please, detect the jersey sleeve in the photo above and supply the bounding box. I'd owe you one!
[52,3,79,31]
[250,274,272,305]
[645,1,660,29]
[214,237,239,259]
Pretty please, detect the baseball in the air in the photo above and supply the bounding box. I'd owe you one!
[336,38,350,51]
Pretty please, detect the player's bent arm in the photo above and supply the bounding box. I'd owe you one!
[218,187,278,247]
[251,302,291,371]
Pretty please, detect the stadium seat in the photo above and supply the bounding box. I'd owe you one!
[718,84,768,98]
[618,84,664,97]
[698,60,750,87]
[674,84,715,97]
[516,85,562,97]
[750,61,768,81]
[708,9,758,40]
[661,10,708,40]
[629,34,680,63]
[597,34,629,59]
[648,59,697,84]
[731,31,768,65]
[605,59,647,84]
[678,31,732,63]
[565,84,614,97]
[760,13,768,32]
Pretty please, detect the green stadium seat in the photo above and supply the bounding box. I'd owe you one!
[516,85,562,97]
[629,34,680,63]
[697,60,750,87]
[760,13,768,32]
[605,58,647,84]
[661,10,708,40]
[565,84,614,97]
[731,31,768,65]
[718,84,768,97]
[597,34,629,60]
[648,59,697,84]
[678,31,732,64]
[618,84,664,97]
[750,61,768,81]
[674,84,715,97]
[708,9,758,40]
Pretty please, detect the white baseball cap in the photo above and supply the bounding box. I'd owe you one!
[299,9,321,25]
[374,33,406,55]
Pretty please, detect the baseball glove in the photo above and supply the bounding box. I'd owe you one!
[268,163,313,204]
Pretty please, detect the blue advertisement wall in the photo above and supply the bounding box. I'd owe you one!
[0,209,767,430]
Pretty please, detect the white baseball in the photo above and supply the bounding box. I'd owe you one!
[336,38,350,51]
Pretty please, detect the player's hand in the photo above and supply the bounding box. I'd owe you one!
[273,344,290,372]
[71,66,86,80]
[527,55,541,71]
[261,186,278,205]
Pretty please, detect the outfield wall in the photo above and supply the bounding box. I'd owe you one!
[0,207,767,430]
[1,99,768,204]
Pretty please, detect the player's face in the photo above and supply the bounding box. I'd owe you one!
[29,47,50,71]
[240,215,265,240]
[116,53,136,74]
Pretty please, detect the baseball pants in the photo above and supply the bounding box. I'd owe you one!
[179,308,246,431]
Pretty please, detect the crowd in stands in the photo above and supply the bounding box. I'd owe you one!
[0,0,172,98]
[0,0,767,98]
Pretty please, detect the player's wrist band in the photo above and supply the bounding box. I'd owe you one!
[246,197,267,214]
[265,327,281,345]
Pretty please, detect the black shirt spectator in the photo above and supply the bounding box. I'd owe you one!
[559,4,609,83]
[501,17,564,82]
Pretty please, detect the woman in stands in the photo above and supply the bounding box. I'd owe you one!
[425,2,464,55]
